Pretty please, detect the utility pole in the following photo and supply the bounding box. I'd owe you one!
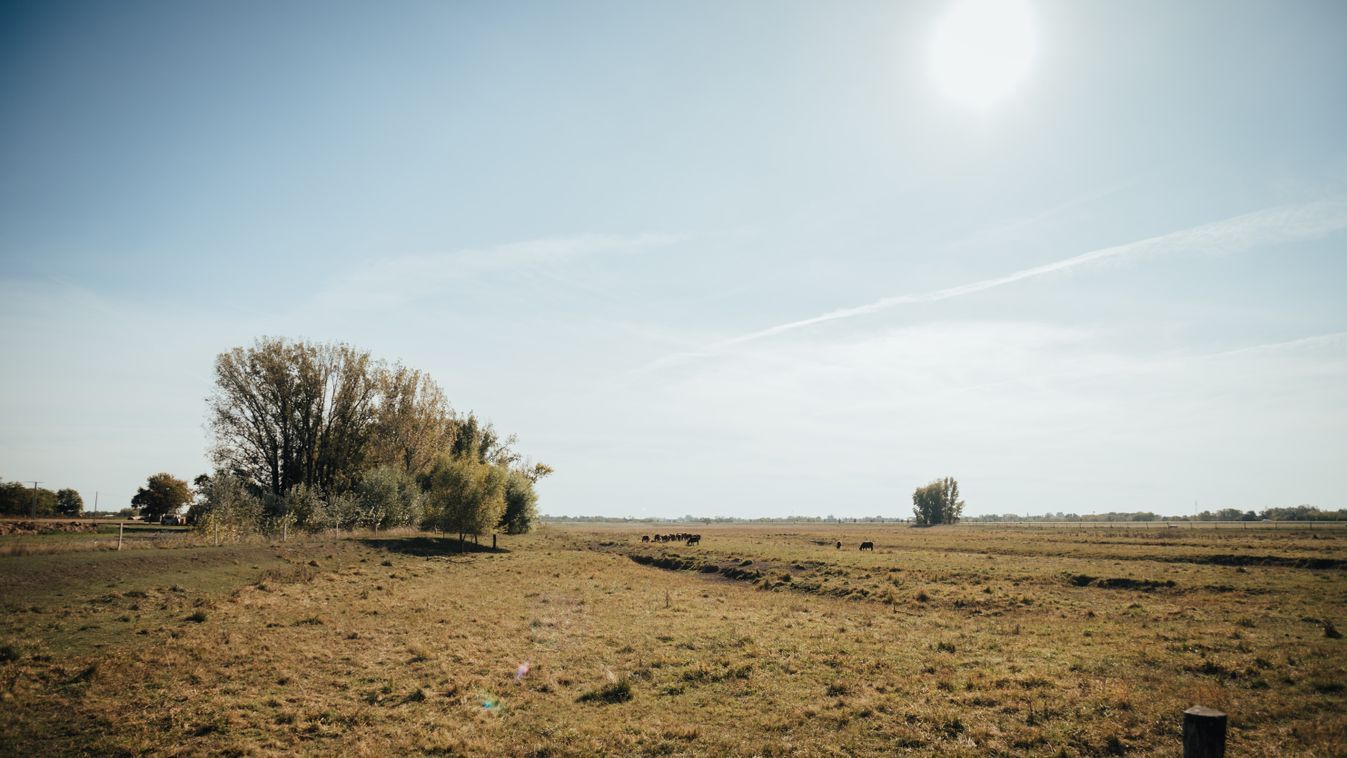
[29,481,43,518]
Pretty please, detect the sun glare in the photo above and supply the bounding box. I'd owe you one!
[930,0,1037,109]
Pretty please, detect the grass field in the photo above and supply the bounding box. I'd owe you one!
[0,519,191,557]
[1,522,1343,756]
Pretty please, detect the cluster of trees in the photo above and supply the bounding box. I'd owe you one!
[1258,505,1347,521]
[0,478,84,517]
[912,477,965,526]
[194,338,549,542]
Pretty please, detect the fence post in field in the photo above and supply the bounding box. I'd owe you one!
[118,522,124,551]
[493,534,497,551]
[1183,705,1226,758]
[283,522,287,542]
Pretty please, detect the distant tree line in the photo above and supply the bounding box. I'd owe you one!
[541,515,919,524]
[0,478,83,517]
[964,506,1347,522]
[193,337,550,543]
[544,503,1347,524]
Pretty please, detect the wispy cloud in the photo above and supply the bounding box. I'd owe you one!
[315,232,683,310]
[646,197,1347,370]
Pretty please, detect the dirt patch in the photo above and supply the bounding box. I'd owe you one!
[1164,554,1347,570]
[1066,574,1176,591]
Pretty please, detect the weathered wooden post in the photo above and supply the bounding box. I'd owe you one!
[1183,706,1226,758]
[492,534,497,551]
[118,522,124,551]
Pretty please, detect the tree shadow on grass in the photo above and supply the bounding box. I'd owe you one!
[360,536,509,557]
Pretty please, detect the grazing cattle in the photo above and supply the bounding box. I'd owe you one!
[651,532,701,544]
[641,535,650,542]
[835,541,842,549]
[687,534,701,546]
[859,541,875,551]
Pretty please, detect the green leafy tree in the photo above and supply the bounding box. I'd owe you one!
[450,413,519,466]
[0,479,57,516]
[0,479,54,516]
[324,492,362,531]
[354,466,422,530]
[55,488,83,517]
[499,470,539,535]
[194,473,264,544]
[0,480,25,515]
[424,455,506,547]
[131,473,193,521]
[912,477,965,526]
[281,484,328,532]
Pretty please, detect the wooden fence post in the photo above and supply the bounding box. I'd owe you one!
[1183,706,1226,758]
[118,522,124,551]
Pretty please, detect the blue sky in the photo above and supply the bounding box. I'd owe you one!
[2,0,1345,517]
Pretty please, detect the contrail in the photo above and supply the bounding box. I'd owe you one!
[1200,330,1347,361]
[672,198,1347,362]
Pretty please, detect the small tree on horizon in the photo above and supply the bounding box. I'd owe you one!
[55,488,84,517]
[131,473,193,521]
[913,477,965,526]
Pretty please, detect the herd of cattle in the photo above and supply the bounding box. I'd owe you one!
[640,534,878,551]
[643,532,702,545]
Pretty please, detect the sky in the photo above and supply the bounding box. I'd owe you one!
[2,0,1345,518]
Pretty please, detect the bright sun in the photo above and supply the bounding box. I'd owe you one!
[930,0,1037,109]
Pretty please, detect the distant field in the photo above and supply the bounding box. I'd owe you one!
[0,518,192,556]
[1,522,1343,755]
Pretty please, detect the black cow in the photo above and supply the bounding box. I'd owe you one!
[859,541,875,551]
[687,534,701,546]
[835,541,842,549]
[641,535,650,543]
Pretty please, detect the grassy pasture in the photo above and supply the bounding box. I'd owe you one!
[0,523,1343,756]
[0,519,191,557]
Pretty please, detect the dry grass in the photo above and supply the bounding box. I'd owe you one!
[0,523,1343,755]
